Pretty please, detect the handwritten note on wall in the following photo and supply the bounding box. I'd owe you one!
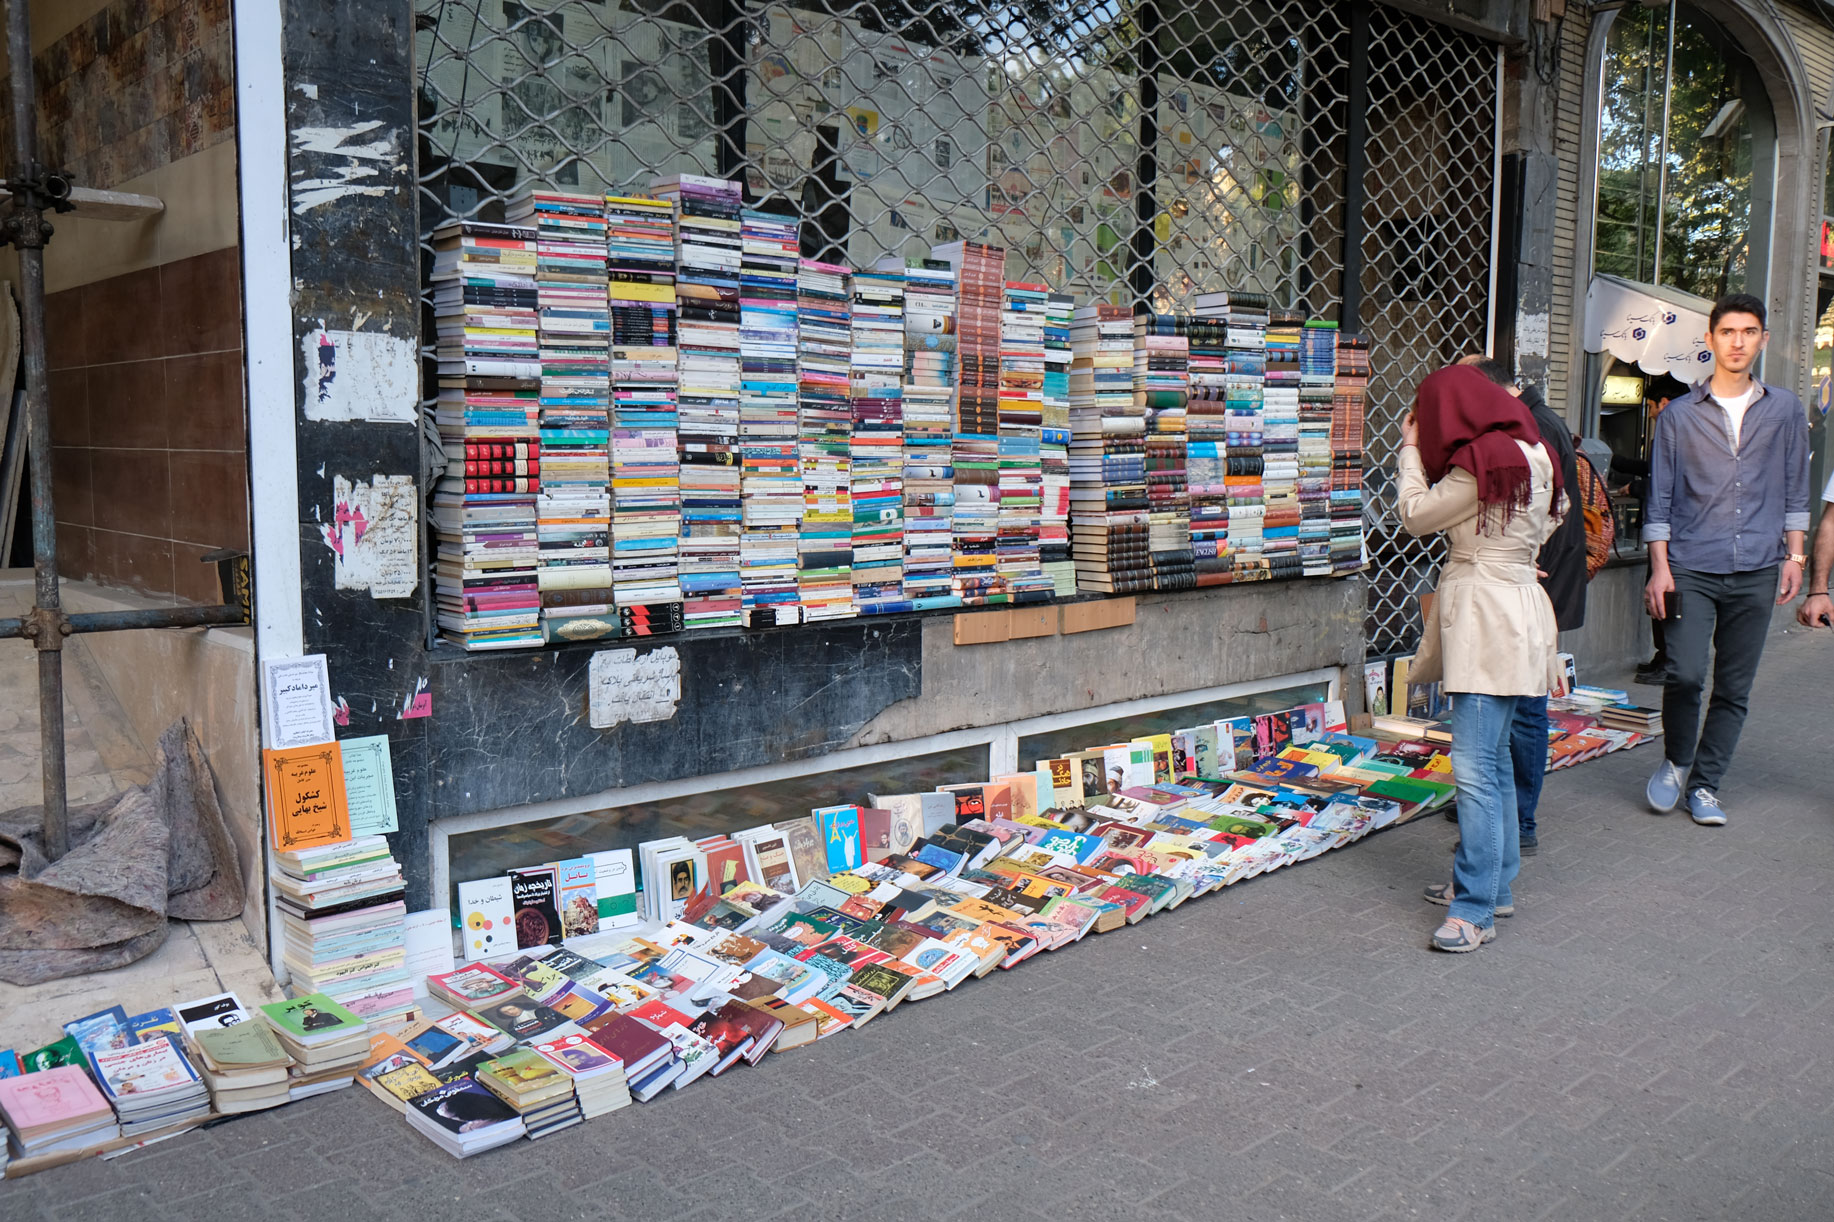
[263,742,350,851]
[323,475,418,599]
[587,646,681,730]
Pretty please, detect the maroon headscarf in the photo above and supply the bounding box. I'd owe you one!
[1414,364,1563,521]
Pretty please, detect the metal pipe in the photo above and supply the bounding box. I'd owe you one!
[1131,0,1161,308]
[1341,1,1371,333]
[5,0,69,859]
[1485,45,1504,358]
[1652,0,1676,283]
[0,603,250,640]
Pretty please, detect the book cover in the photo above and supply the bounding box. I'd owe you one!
[126,1008,183,1046]
[555,856,600,938]
[775,817,830,884]
[587,849,639,927]
[175,992,248,1036]
[533,1032,621,1076]
[89,1039,199,1099]
[457,877,514,962]
[476,998,569,1040]
[427,963,524,1006]
[263,741,351,852]
[408,1076,519,1134]
[814,805,862,873]
[509,865,562,948]
[63,1005,132,1057]
[1363,659,1390,717]
[259,993,364,1040]
[0,1064,111,1129]
[746,832,800,894]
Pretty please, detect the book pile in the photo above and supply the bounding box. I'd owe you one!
[606,192,685,634]
[477,1048,583,1139]
[506,190,615,643]
[1069,304,1149,593]
[1331,333,1369,572]
[1299,321,1338,577]
[1261,312,1304,579]
[848,268,908,612]
[89,1039,212,1136]
[0,1067,118,1160]
[894,258,960,606]
[189,1023,294,1114]
[656,175,746,631]
[273,835,413,1029]
[796,259,857,619]
[931,241,1006,603]
[997,281,1050,602]
[1185,300,1230,585]
[532,1030,631,1117]
[1137,313,1193,590]
[1039,292,1076,596]
[429,220,544,649]
[259,993,371,1089]
[1222,294,1270,579]
[737,207,805,627]
[1595,703,1662,734]
[405,1076,526,1158]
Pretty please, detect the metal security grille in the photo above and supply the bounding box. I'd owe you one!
[413,0,1497,655]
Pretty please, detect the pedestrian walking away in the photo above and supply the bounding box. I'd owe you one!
[1397,364,1564,953]
[1458,354,1589,857]
[1642,293,1809,826]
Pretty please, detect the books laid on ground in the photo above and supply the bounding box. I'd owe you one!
[476,1048,582,1139]
[532,1031,630,1118]
[0,1066,119,1158]
[189,1023,294,1113]
[87,1040,212,1135]
[259,993,370,1084]
[405,1076,527,1157]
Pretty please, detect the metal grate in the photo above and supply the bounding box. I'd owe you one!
[413,0,1498,656]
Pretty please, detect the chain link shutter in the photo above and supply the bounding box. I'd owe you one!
[415,0,1498,656]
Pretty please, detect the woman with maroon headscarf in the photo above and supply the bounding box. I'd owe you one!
[1398,364,1564,952]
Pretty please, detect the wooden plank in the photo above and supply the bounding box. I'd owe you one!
[952,609,1011,645]
[1060,596,1135,635]
[1008,606,1056,640]
[0,185,165,222]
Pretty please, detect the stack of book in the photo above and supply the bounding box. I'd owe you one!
[532,1030,631,1117]
[795,259,856,619]
[1261,312,1304,579]
[1298,320,1338,577]
[997,280,1049,602]
[258,994,371,1088]
[1222,294,1270,578]
[189,1023,294,1113]
[89,1039,212,1136]
[429,219,544,649]
[606,192,685,633]
[273,835,413,1029]
[931,241,1005,604]
[0,1067,118,1160]
[894,258,959,606]
[405,1076,526,1157]
[1068,303,1149,593]
[508,190,616,643]
[1596,703,1662,734]
[656,175,746,631]
[848,267,908,612]
[1185,300,1230,585]
[477,1048,583,1139]
[737,207,805,627]
[1039,292,1076,596]
[1331,333,1369,572]
[1137,313,1193,590]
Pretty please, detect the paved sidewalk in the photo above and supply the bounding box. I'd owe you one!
[7,618,1833,1222]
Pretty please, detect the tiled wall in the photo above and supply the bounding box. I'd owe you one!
[46,247,248,603]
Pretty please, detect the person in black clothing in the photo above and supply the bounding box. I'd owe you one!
[1459,356,1587,854]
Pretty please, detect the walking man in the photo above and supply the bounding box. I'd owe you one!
[1793,466,1834,628]
[1458,355,1586,855]
[1644,293,1809,825]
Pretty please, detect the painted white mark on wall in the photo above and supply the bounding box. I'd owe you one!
[302,324,418,423]
[290,120,398,213]
[1516,311,1551,361]
[322,474,418,599]
[588,647,681,730]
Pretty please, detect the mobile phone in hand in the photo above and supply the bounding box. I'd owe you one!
[1662,590,1682,621]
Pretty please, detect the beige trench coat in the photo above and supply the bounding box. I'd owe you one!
[1397,439,1561,697]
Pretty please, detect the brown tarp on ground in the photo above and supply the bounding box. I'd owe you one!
[0,720,245,985]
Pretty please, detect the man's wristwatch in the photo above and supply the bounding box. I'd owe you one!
[1787,553,1808,565]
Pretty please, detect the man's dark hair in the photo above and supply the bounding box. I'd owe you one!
[1456,353,1513,387]
[1709,292,1766,332]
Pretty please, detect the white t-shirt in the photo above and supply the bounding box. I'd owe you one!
[1711,383,1760,448]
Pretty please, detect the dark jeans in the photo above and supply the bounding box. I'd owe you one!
[1662,565,1777,793]
[1509,693,1549,840]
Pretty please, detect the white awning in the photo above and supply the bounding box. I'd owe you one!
[1583,274,1715,384]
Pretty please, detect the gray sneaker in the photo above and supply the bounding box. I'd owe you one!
[1646,760,1686,813]
[1687,788,1727,826]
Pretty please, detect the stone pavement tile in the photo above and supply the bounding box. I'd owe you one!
[41,1184,173,1222]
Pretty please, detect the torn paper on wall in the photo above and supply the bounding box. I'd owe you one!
[322,474,418,598]
[588,647,682,729]
[302,325,419,423]
[290,120,398,213]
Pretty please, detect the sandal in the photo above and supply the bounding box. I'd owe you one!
[1423,881,1513,917]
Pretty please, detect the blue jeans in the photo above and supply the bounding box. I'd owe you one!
[1448,692,1521,928]
[1509,694,1548,841]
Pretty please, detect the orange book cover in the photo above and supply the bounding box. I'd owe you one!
[264,741,350,851]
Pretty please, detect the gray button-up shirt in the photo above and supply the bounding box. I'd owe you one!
[1643,378,1810,574]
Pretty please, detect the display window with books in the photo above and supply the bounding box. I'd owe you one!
[416,0,1503,655]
